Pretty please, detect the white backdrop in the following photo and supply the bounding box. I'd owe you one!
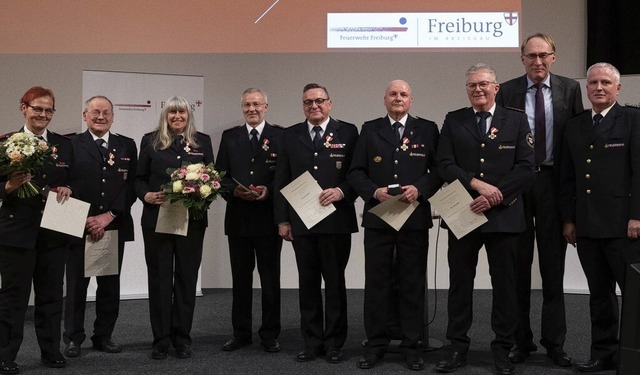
[82,70,204,299]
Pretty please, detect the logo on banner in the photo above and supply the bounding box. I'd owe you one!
[504,12,518,26]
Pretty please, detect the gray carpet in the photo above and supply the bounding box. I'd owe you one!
[16,289,614,374]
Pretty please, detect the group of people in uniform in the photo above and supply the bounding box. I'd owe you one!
[0,32,638,375]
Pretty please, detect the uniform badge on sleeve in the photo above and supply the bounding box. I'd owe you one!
[526,132,534,148]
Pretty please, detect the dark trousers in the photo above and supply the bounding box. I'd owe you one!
[363,228,428,353]
[64,241,125,345]
[0,239,67,361]
[142,227,205,348]
[227,234,282,342]
[577,237,639,361]
[446,230,518,356]
[292,233,351,351]
[514,169,568,350]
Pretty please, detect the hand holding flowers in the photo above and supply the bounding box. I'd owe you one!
[0,132,54,198]
[161,162,225,220]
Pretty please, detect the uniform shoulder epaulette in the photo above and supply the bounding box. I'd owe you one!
[270,123,285,129]
[504,106,525,113]
[415,116,435,122]
[448,107,469,114]
[625,103,640,109]
[0,131,17,140]
[222,124,244,134]
[113,132,134,140]
[336,119,355,126]
[143,131,155,136]
[363,117,385,125]
[196,131,211,138]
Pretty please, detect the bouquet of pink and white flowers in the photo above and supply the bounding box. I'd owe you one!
[161,162,225,219]
[0,132,54,198]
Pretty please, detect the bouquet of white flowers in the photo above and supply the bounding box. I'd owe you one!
[0,132,54,198]
[161,162,225,220]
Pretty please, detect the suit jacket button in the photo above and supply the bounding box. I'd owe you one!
[8,214,13,218]
[250,171,254,175]
[586,189,591,194]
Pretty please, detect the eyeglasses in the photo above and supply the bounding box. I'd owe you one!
[242,102,265,109]
[27,105,55,116]
[303,98,329,107]
[465,81,496,91]
[88,110,113,118]
[523,52,555,60]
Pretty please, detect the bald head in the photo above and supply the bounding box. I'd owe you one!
[384,80,413,121]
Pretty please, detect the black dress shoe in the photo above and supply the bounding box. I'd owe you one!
[261,339,280,353]
[41,354,66,368]
[0,361,19,375]
[92,337,122,353]
[175,344,192,359]
[151,346,169,360]
[508,344,532,363]
[64,341,81,358]
[296,350,320,362]
[221,338,252,351]
[358,352,382,369]
[576,358,609,372]
[326,347,342,363]
[435,350,467,372]
[495,354,515,375]
[403,351,425,371]
[546,347,572,367]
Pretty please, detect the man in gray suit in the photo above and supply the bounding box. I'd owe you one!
[496,33,583,367]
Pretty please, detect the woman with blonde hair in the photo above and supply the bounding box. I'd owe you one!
[135,96,214,360]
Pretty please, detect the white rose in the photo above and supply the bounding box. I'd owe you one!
[186,163,203,173]
[172,180,184,193]
[186,172,200,181]
[199,184,212,198]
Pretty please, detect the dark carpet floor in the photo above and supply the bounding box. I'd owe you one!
[15,289,616,374]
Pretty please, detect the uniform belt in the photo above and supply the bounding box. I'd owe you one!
[534,164,554,172]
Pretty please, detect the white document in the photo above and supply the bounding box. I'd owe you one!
[280,171,336,229]
[85,230,119,277]
[155,201,189,236]
[40,192,90,238]
[368,194,419,231]
[428,179,488,239]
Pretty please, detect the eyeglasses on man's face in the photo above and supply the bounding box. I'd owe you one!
[522,52,554,60]
[465,81,496,91]
[303,98,329,107]
[242,102,265,109]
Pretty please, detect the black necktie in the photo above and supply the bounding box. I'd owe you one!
[313,126,322,150]
[534,83,546,164]
[250,128,260,153]
[476,112,491,138]
[95,138,108,160]
[392,122,402,143]
[36,135,45,141]
[593,113,603,127]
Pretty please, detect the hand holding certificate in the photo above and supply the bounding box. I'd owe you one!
[428,179,488,239]
[156,201,189,236]
[40,191,90,238]
[280,171,336,229]
[368,194,419,231]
